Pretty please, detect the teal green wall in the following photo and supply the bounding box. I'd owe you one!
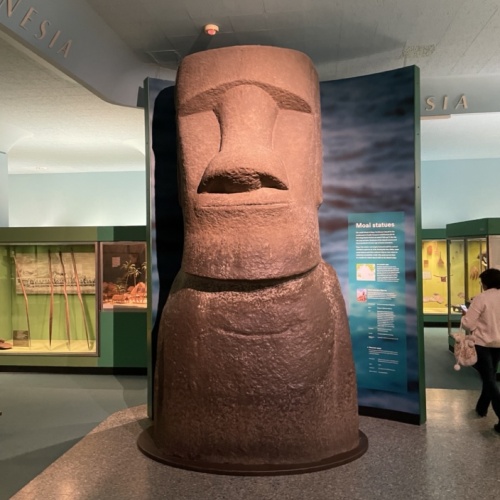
[100,312,147,368]
[422,158,500,229]
[9,160,500,232]
[8,172,146,227]
[0,152,7,226]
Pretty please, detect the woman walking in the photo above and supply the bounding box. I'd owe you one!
[461,268,500,433]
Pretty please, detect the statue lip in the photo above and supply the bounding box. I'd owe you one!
[195,189,290,208]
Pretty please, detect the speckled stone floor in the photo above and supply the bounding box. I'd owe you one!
[12,389,500,500]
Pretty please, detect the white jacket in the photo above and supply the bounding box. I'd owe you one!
[461,288,500,347]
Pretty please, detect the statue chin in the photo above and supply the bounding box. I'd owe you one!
[182,203,322,280]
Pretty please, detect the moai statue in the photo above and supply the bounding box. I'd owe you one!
[138,45,367,474]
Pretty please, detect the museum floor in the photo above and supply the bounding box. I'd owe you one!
[2,328,500,500]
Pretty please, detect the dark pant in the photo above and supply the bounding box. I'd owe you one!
[474,345,500,420]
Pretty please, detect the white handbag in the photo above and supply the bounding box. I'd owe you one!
[451,330,477,370]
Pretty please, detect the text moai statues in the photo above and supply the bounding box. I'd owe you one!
[138,45,367,474]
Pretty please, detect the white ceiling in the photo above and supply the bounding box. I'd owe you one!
[0,31,145,175]
[2,0,500,174]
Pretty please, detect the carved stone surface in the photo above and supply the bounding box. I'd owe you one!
[175,45,323,281]
[139,45,367,473]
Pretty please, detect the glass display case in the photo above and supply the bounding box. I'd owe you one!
[421,229,448,324]
[0,226,148,365]
[447,237,486,333]
[422,237,448,316]
[0,243,97,355]
[446,219,500,335]
[101,242,147,311]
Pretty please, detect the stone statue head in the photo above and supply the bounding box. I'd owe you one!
[175,45,323,280]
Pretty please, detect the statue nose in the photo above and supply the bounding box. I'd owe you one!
[197,85,289,194]
[198,147,289,194]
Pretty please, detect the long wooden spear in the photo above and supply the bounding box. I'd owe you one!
[12,252,31,347]
[70,249,91,350]
[58,251,71,348]
[48,248,54,347]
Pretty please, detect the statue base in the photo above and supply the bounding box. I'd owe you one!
[137,427,368,476]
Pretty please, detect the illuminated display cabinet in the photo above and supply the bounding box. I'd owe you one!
[421,229,447,323]
[446,218,500,335]
[101,241,147,312]
[0,227,147,370]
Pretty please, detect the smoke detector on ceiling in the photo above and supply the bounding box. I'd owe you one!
[204,24,219,36]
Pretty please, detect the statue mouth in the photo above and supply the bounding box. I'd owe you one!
[195,190,290,209]
[198,170,288,194]
[196,148,289,204]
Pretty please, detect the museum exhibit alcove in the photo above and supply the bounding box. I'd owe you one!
[0,226,147,370]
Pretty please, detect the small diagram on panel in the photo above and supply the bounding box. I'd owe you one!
[356,288,368,302]
[356,263,376,281]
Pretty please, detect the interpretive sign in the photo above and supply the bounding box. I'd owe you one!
[348,211,407,393]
